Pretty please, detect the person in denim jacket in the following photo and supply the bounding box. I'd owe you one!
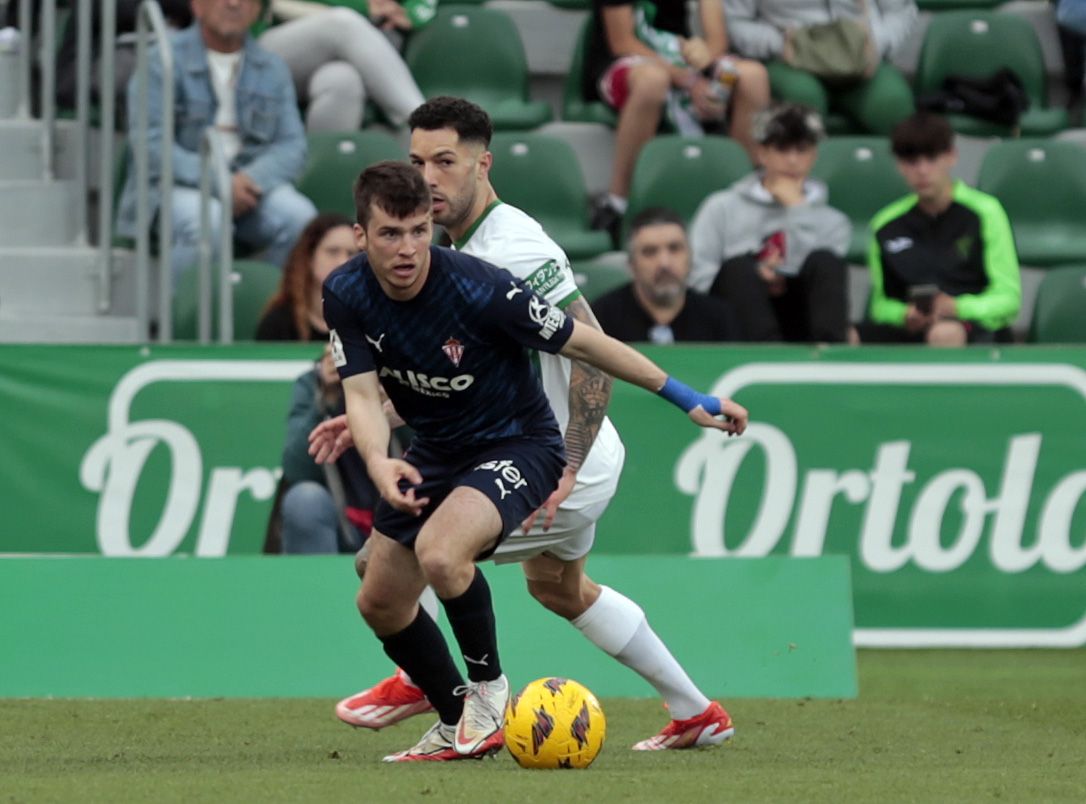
[116,0,316,286]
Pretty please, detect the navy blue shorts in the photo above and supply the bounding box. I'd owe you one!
[373,434,565,557]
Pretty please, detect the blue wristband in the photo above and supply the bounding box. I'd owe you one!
[657,376,722,416]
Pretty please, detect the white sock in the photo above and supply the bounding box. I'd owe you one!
[571,586,710,720]
[419,586,440,622]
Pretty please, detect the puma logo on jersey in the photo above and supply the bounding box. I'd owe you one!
[885,236,913,254]
[506,282,524,300]
[365,332,386,353]
[329,329,347,367]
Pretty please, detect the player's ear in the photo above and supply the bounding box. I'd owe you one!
[353,222,368,251]
[478,148,493,180]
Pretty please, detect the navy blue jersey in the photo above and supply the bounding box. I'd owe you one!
[323,246,575,452]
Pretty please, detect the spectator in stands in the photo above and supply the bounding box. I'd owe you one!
[1056,0,1086,125]
[53,0,193,119]
[724,0,916,135]
[859,112,1021,346]
[592,207,740,343]
[271,344,377,554]
[116,0,317,288]
[259,0,425,131]
[689,104,851,343]
[586,0,770,243]
[256,212,357,341]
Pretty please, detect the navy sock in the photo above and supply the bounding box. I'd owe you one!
[441,567,502,683]
[378,608,464,725]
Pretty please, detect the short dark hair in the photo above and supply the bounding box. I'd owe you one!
[891,112,955,160]
[408,96,493,147]
[627,207,687,241]
[353,161,431,227]
[753,103,824,149]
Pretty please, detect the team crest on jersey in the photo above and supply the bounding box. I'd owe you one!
[442,337,464,367]
[329,329,347,367]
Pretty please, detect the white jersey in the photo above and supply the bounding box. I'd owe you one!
[456,201,624,506]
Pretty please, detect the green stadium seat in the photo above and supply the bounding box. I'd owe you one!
[977,140,1086,267]
[624,135,752,239]
[914,11,1068,137]
[1029,265,1086,343]
[488,132,613,260]
[172,259,282,341]
[571,257,630,302]
[297,130,404,218]
[811,137,910,263]
[562,17,618,127]
[404,6,552,130]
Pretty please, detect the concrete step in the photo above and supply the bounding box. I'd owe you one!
[0,118,81,181]
[0,312,143,343]
[0,180,83,245]
[0,246,102,316]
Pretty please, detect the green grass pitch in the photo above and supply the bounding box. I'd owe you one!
[3,650,1084,803]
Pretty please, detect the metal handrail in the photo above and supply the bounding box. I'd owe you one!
[38,0,54,180]
[96,0,116,313]
[72,0,90,244]
[134,0,173,341]
[15,0,29,117]
[198,127,234,345]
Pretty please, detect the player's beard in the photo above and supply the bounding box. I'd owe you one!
[433,186,476,234]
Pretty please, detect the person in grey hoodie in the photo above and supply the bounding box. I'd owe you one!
[724,0,917,134]
[689,104,851,342]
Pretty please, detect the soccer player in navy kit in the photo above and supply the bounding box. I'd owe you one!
[323,161,748,762]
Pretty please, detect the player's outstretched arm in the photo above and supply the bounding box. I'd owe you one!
[342,373,430,515]
[524,297,613,533]
[558,320,748,435]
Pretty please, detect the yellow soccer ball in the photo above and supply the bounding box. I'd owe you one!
[504,677,606,769]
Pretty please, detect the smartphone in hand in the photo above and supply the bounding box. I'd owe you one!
[909,284,939,315]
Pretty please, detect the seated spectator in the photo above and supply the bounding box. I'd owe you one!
[690,104,851,343]
[1056,0,1086,125]
[256,212,357,341]
[53,0,194,120]
[724,0,916,135]
[593,207,740,343]
[858,112,1021,346]
[115,0,317,288]
[259,0,425,131]
[586,0,770,241]
[271,345,377,554]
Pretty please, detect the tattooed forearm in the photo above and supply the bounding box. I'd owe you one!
[564,297,613,473]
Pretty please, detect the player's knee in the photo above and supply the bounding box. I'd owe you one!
[628,64,670,105]
[927,320,968,347]
[356,585,397,629]
[414,543,468,593]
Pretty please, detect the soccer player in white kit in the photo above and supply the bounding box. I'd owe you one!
[316,97,736,753]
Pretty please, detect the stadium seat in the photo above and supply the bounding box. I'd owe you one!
[571,256,630,302]
[977,139,1086,267]
[297,130,403,219]
[488,132,613,260]
[562,17,618,127]
[404,6,552,130]
[811,137,910,263]
[1028,265,1086,343]
[624,135,752,239]
[914,11,1068,137]
[172,259,282,341]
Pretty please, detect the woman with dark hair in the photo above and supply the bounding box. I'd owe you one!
[256,211,357,341]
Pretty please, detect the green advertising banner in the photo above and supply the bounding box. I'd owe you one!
[0,344,1083,647]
